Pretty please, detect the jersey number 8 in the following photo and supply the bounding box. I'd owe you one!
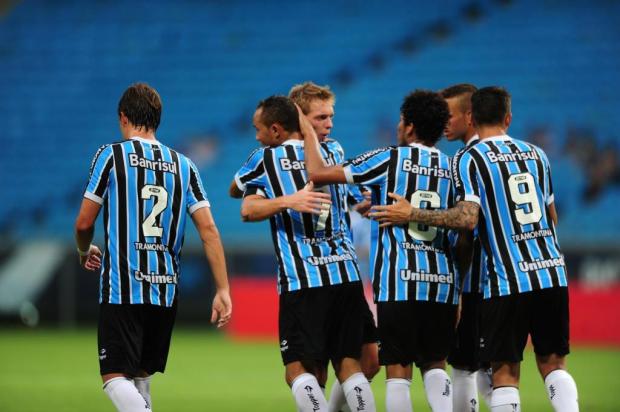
[408,190,441,241]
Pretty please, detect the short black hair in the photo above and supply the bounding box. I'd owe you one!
[256,95,300,133]
[400,90,450,146]
[439,83,478,99]
[117,83,162,131]
[471,86,511,127]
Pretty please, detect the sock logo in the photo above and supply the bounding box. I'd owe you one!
[442,379,451,397]
[304,386,321,411]
[470,398,477,412]
[354,386,366,411]
[549,384,556,400]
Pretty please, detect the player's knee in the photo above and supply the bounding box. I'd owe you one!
[535,353,566,379]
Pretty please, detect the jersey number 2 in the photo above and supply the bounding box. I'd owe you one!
[141,185,169,237]
[507,173,542,225]
[408,190,441,241]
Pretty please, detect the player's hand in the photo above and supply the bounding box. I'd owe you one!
[80,245,102,271]
[369,193,413,227]
[294,103,314,140]
[353,199,372,218]
[211,288,232,328]
[287,182,332,215]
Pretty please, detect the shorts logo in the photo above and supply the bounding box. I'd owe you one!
[479,338,485,349]
[280,340,289,352]
[99,348,107,360]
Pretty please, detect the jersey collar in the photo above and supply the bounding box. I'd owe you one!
[480,134,511,143]
[130,136,159,144]
[282,139,304,147]
[408,141,439,153]
[466,135,480,146]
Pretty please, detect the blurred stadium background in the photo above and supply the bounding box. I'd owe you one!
[0,0,619,410]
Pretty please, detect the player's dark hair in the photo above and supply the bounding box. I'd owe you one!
[256,95,300,133]
[440,83,477,112]
[117,83,162,131]
[471,86,511,127]
[400,90,450,146]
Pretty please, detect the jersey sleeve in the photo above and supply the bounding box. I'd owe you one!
[84,144,114,205]
[342,147,391,186]
[538,148,555,206]
[452,150,481,205]
[243,185,267,198]
[234,148,267,192]
[186,159,211,214]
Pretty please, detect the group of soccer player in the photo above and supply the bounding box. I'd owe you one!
[75,81,579,412]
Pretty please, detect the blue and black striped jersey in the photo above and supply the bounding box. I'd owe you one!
[84,137,210,307]
[234,139,361,294]
[343,143,458,304]
[452,137,486,295]
[453,135,567,298]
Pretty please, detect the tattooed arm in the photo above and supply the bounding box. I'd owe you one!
[370,192,480,231]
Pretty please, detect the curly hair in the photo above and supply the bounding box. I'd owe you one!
[400,90,450,146]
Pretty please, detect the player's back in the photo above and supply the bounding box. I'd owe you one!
[345,143,457,304]
[456,135,567,297]
[235,139,361,293]
[85,137,209,306]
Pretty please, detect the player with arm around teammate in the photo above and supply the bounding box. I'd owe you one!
[75,83,232,412]
[440,83,494,412]
[371,86,579,412]
[231,96,377,412]
[304,90,460,412]
[288,81,380,412]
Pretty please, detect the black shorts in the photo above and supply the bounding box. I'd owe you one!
[279,282,366,365]
[98,303,177,376]
[448,293,482,371]
[377,300,457,368]
[362,300,378,344]
[479,286,570,363]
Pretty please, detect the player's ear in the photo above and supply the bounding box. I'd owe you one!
[465,110,473,127]
[270,123,281,139]
[504,112,512,129]
[406,123,416,138]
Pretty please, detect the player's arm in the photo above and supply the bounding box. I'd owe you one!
[297,105,348,185]
[74,198,103,271]
[240,182,331,222]
[370,193,480,231]
[229,180,244,199]
[547,202,558,226]
[454,230,474,286]
[191,206,232,328]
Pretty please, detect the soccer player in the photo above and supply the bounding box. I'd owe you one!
[304,90,457,412]
[74,83,232,412]
[441,83,493,412]
[371,87,579,412]
[232,96,376,412]
[288,81,380,412]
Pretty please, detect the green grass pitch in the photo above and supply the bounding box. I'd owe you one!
[0,328,618,411]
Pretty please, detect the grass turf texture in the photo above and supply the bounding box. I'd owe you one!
[0,328,618,411]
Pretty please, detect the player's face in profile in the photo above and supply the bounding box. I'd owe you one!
[305,99,334,142]
[444,97,469,142]
[396,116,408,146]
[253,109,278,147]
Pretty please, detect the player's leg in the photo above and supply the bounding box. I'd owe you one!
[329,302,380,412]
[449,293,482,412]
[137,303,178,411]
[531,287,578,412]
[280,290,329,411]
[480,294,528,412]
[377,301,415,412]
[98,304,152,412]
[330,283,376,412]
[476,363,493,407]
[418,301,457,412]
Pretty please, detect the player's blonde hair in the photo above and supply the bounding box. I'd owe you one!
[288,82,335,114]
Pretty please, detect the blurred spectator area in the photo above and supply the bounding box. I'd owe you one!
[0,0,619,249]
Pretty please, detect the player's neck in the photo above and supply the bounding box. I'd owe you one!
[477,125,507,140]
[125,128,156,141]
[462,129,477,144]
